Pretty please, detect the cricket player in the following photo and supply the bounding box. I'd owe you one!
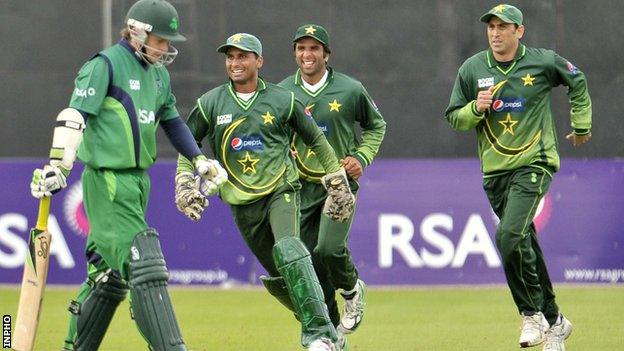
[29,1,226,350]
[174,33,355,351]
[445,4,591,351]
[278,24,387,340]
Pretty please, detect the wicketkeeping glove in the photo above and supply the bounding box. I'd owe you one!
[175,172,208,222]
[321,168,356,222]
[30,165,68,199]
[193,156,228,187]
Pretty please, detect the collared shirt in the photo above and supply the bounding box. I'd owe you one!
[445,44,592,175]
[279,67,387,182]
[70,40,179,170]
[178,78,341,205]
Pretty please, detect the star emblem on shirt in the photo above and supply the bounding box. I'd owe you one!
[498,113,518,135]
[521,73,535,86]
[230,33,244,43]
[494,4,506,13]
[305,25,317,34]
[237,151,259,174]
[328,99,342,112]
[261,111,275,125]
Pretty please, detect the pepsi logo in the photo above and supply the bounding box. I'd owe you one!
[231,137,243,150]
[490,97,525,112]
[492,100,504,112]
[230,136,264,151]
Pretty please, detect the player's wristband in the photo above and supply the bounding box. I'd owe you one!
[471,100,484,117]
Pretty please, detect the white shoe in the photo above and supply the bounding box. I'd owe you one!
[308,338,336,351]
[543,314,573,351]
[519,311,549,348]
[338,279,366,334]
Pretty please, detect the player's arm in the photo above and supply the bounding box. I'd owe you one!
[159,90,203,161]
[445,71,487,131]
[287,95,340,173]
[30,108,86,198]
[347,86,387,178]
[552,53,593,146]
[175,100,226,221]
[288,94,354,221]
[30,56,109,198]
[176,100,212,174]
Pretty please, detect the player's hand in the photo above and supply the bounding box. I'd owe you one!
[30,165,68,198]
[341,156,363,180]
[566,131,592,147]
[193,155,228,187]
[476,85,495,113]
[175,172,208,221]
[321,167,355,222]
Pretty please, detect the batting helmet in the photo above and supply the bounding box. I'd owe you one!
[126,0,186,65]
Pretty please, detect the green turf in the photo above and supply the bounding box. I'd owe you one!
[1,285,622,350]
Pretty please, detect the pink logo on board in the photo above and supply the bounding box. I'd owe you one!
[63,182,90,237]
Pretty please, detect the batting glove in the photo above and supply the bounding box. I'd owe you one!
[175,172,208,222]
[30,165,68,199]
[321,168,356,222]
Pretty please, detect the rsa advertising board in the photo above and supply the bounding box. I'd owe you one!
[1,159,622,285]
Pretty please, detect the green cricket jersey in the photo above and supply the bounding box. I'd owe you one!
[178,78,341,205]
[279,68,387,182]
[445,44,592,174]
[70,40,179,170]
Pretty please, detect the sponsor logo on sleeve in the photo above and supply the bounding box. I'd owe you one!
[491,97,526,112]
[567,61,579,75]
[74,87,96,98]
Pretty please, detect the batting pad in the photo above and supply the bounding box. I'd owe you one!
[66,270,128,351]
[128,229,186,351]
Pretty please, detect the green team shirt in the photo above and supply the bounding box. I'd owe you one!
[279,68,387,182]
[70,40,179,170]
[178,78,341,205]
[445,44,592,175]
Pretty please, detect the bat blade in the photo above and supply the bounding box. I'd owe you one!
[13,197,52,351]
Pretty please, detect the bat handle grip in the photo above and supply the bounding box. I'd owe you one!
[36,197,51,230]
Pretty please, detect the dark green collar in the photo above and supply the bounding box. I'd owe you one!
[226,76,267,110]
[486,44,526,75]
[227,76,267,92]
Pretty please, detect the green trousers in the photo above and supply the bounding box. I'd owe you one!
[483,165,559,325]
[231,181,302,276]
[231,181,337,345]
[64,167,150,348]
[299,180,359,327]
[82,167,150,279]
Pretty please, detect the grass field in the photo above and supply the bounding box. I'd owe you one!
[1,285,622,350]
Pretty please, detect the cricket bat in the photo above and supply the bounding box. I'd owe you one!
[12,197,52,351]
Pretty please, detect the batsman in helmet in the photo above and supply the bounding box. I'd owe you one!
[29,1,226,350]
